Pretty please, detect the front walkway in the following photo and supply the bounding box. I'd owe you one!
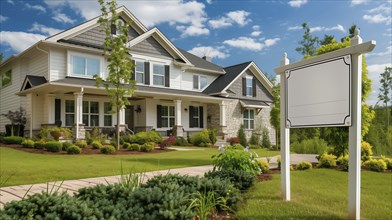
[0,154,318,208]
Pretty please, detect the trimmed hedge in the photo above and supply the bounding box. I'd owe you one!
[67,145,81,154]
[2,136,25,144]
[128,143,141,151]
[140,142,155,152]
[100,145,116,154]
[62,141,74,151]
[317,153,337,168]
[92,141,103,149]
[297,161,312,170]
[34,140,46,149]
[128,131,162,145]
[258,160,269,173]
[45,141,63,152]
[204,169,256,191]
[21,139,35,148]
[364,159,387,172]
[75,140,87,148]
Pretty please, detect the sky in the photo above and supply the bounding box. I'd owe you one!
[0,0,391,106]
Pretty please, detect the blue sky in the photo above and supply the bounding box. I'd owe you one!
[1,0,391,106]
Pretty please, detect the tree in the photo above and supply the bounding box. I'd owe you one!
[378,67,392,127]
[0,53,3,62]
[295,22,319,57]
[95,0,135,149]
[320,34,335,45]
[269,83,280,149]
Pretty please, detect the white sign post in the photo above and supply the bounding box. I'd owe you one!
[274,30,375,220]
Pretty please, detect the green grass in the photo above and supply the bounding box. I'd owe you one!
[0,146,278,187]
[236,169,392,219]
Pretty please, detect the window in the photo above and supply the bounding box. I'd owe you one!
[243,109,255,130]
[153,64,165,86]
[193,75,207,90]
[82,101,99,127]
[104,102,112,126]
[189,106,204,128]
[135,61,144,84]
[65,100,75,127]
[71,55,100,77]
[246,77,253,96]
[157,105,175,128]
[115,19,124,36]
[1,69,12,87]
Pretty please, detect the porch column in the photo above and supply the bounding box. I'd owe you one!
[46,94,56,124]
[119,107,125,131]
[73,91,85,140]
[26,93,33,138]
[173,100,183,137]
[219,101,227,137]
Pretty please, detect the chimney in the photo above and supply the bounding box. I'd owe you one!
[202,56,212,62]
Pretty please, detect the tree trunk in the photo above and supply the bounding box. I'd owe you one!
[116,100,120,150]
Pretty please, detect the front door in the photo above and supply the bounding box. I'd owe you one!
[125,105,134,131]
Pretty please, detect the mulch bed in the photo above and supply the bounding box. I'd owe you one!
[256,168,280,182]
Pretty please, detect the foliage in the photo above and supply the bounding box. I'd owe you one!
[85,127,106,145]
[212,148,260,175]
[380,156,392,170]
[230,143,245,150]
[204,169,256,191]
[190,129,211,147]
[92,140,103,149]
[227,137,240,145]
[277,155,281,169]
[361,141,373,162]
[21,139,34,148]
[128,131,162,145]
[175,136,189,146]
[320,34,335,45]
[74,140,87,148]
[188,190,229,220]
[62,141,74,151]
[337,155,349,171]
[2,136,24,144]
[161,136,176,148]
[38,127,72,141]
[258,160,269,173]
[378,67,391,107]
[290,127,320,144]
[95,0,135,149]
[45,141,63,152]
[317,153,337,168]
[34,140,46,149]
[295,22,319,57]
[249,144,260,149]
[270,83,280,149]
[128,143,141,151]
[208,129,217,145]
[296,161,312,170]
[249,131,260,145]
[291,137,328,154]
[140,142,155,152]
[363,159,387,172]
[1,107,26,125]
[237,125,248,147]
[67,145,81,155]
[100,145,116,154]
[261,127,271,149]
[364,106,392,156]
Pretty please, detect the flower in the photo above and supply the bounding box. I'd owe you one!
[219,144,225,152]
[245,146,249,152]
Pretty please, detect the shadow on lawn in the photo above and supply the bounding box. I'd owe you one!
[122,157,212,167]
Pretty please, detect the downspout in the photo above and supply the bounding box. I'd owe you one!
[35,44,50,81]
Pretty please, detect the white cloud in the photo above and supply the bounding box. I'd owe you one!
[206,0,212,4]
[363,14,391,24]
[351,0,370,6]
[288,0,308,8]
[264,38,280,47]
[223,37,280,52]
[288,25,302,31]
[363,3,392,25]
[0,31,46,53]
[208,10,251,29]
[366,62,392,106]
[177,25,209,37]
[251,31,261,37]
[367,4,392,14]
[309,24,346,33]
[188,46,228,59]
[0,15,8,23]
[6,0,14,5]
[25,3,46,13]
[368,46,392,57]
[29,23,63,36]
[208,17,232,29]
[53,13,76,24]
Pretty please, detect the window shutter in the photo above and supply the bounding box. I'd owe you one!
[131,60,135,80]
[165,65,170,87]
[199,106,204,128]
[144,62,150,85]
[193,75,199,89]
[252,78,256,97]
[189,106,194,128]
[111,24,116,35]
[242,78,246,96]
[157,105,162,128]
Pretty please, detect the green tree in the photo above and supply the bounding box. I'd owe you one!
[95,0,135,149]
[270,83,280,149]
[295,22,319,57]
[320,34,335,45]
[237,125,247,147]
[378,67,392,130]
[0,53,3,62]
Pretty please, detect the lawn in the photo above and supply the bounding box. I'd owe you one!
[0,146,279,187]
[236,169,392,219]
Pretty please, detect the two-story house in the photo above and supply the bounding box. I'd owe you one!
[0,6,275,143]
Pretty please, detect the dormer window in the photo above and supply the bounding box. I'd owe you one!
[70,54,101,77]
[193,75,207,90]
[111,19,124,36]
[135,60,145,84]
[242,76,256,97]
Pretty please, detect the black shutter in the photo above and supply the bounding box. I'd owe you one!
[131,60,135,80]
[252,78,256,97]
[144,62,150,85]
[111,24,116,35]
[189,106,194,128]
[55,99,61,122]
[157,105,162,128]
[242,78,246,96]
[165,65,170,87]
[199,106,204,128]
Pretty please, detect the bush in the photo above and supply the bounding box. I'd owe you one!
[190,129,211,147]
[361,141,373,162]
[140,142,155,152]
[317,153,337,168]
[62,141,74,151]
[175,136,189,146]
[212,148,260,175]
[2,136,24,144]
[75,140,87,148]
[208,129,217,145]
[249,144,260,149]
[261,127,271,149]
[381,156,392,170]
[277,156,281,169]
[364,159,387,172]
[204,169,256,191]
[337,155,349,171]
[129,131,162,145]
[161,136,176,149]
[227,137,240,145]
[34,140,46,149]
[128,143,141,151]
[258,160,269,173]
[21,139,34,148]
[226,143,244,150]
[100,145,116,154]
[291,137,328,154]
[67,145,81,154]
[297,161,312,170]
[92,141,103,149]
[249,131,260,145]
[237,125,247,147]
[45,141,63,152]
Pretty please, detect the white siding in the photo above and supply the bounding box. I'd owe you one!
[50,47,67,81]
[27,51,48,78]
[180,71,218,91]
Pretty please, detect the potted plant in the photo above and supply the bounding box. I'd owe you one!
[49,127,64,141]
[1,107,26,137]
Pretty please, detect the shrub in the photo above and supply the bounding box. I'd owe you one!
[62,141,74,151]
[361,141,373,162]
[297,161,312,170]
[258,160,269,173]
[212,148,260,175]
[337,155,349,171]
[128,143,141,151]
[21,139,34,148]
[291,137,328,154]
[140,142,155,152]
[249,131,260,145]
[237,125,247,147]
[317,153,337,168]
[75,140,87,148]
[100,145,116,154]
[277,156,281,169]
[129,131,162,145]
[92,141,103,149]
[363,159,387,172]
[34,140,46,149]
[227,137,240,145]
[249,144,260,149]
[208,129,217,145]
[381,156,392,170]
[204,169,256,191]
[45,141,63,152]
[261,127,271,149]
[227,143,244,150]
[2,136,24,144]
[175,136,189,146]
[161,136,176,149]
[67,145,81,154]
[190,129,211,147]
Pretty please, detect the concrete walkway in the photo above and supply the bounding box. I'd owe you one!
[0,154,317,208]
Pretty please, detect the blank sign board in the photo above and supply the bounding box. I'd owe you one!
[286,55,351,128]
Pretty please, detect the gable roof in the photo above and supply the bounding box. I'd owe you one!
[20,75,47,91]
[178,49,225,74]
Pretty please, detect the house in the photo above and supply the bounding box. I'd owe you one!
[0,6,275,144]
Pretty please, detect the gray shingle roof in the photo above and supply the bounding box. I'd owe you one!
[178,49,225,74]
[20,75,47,91]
